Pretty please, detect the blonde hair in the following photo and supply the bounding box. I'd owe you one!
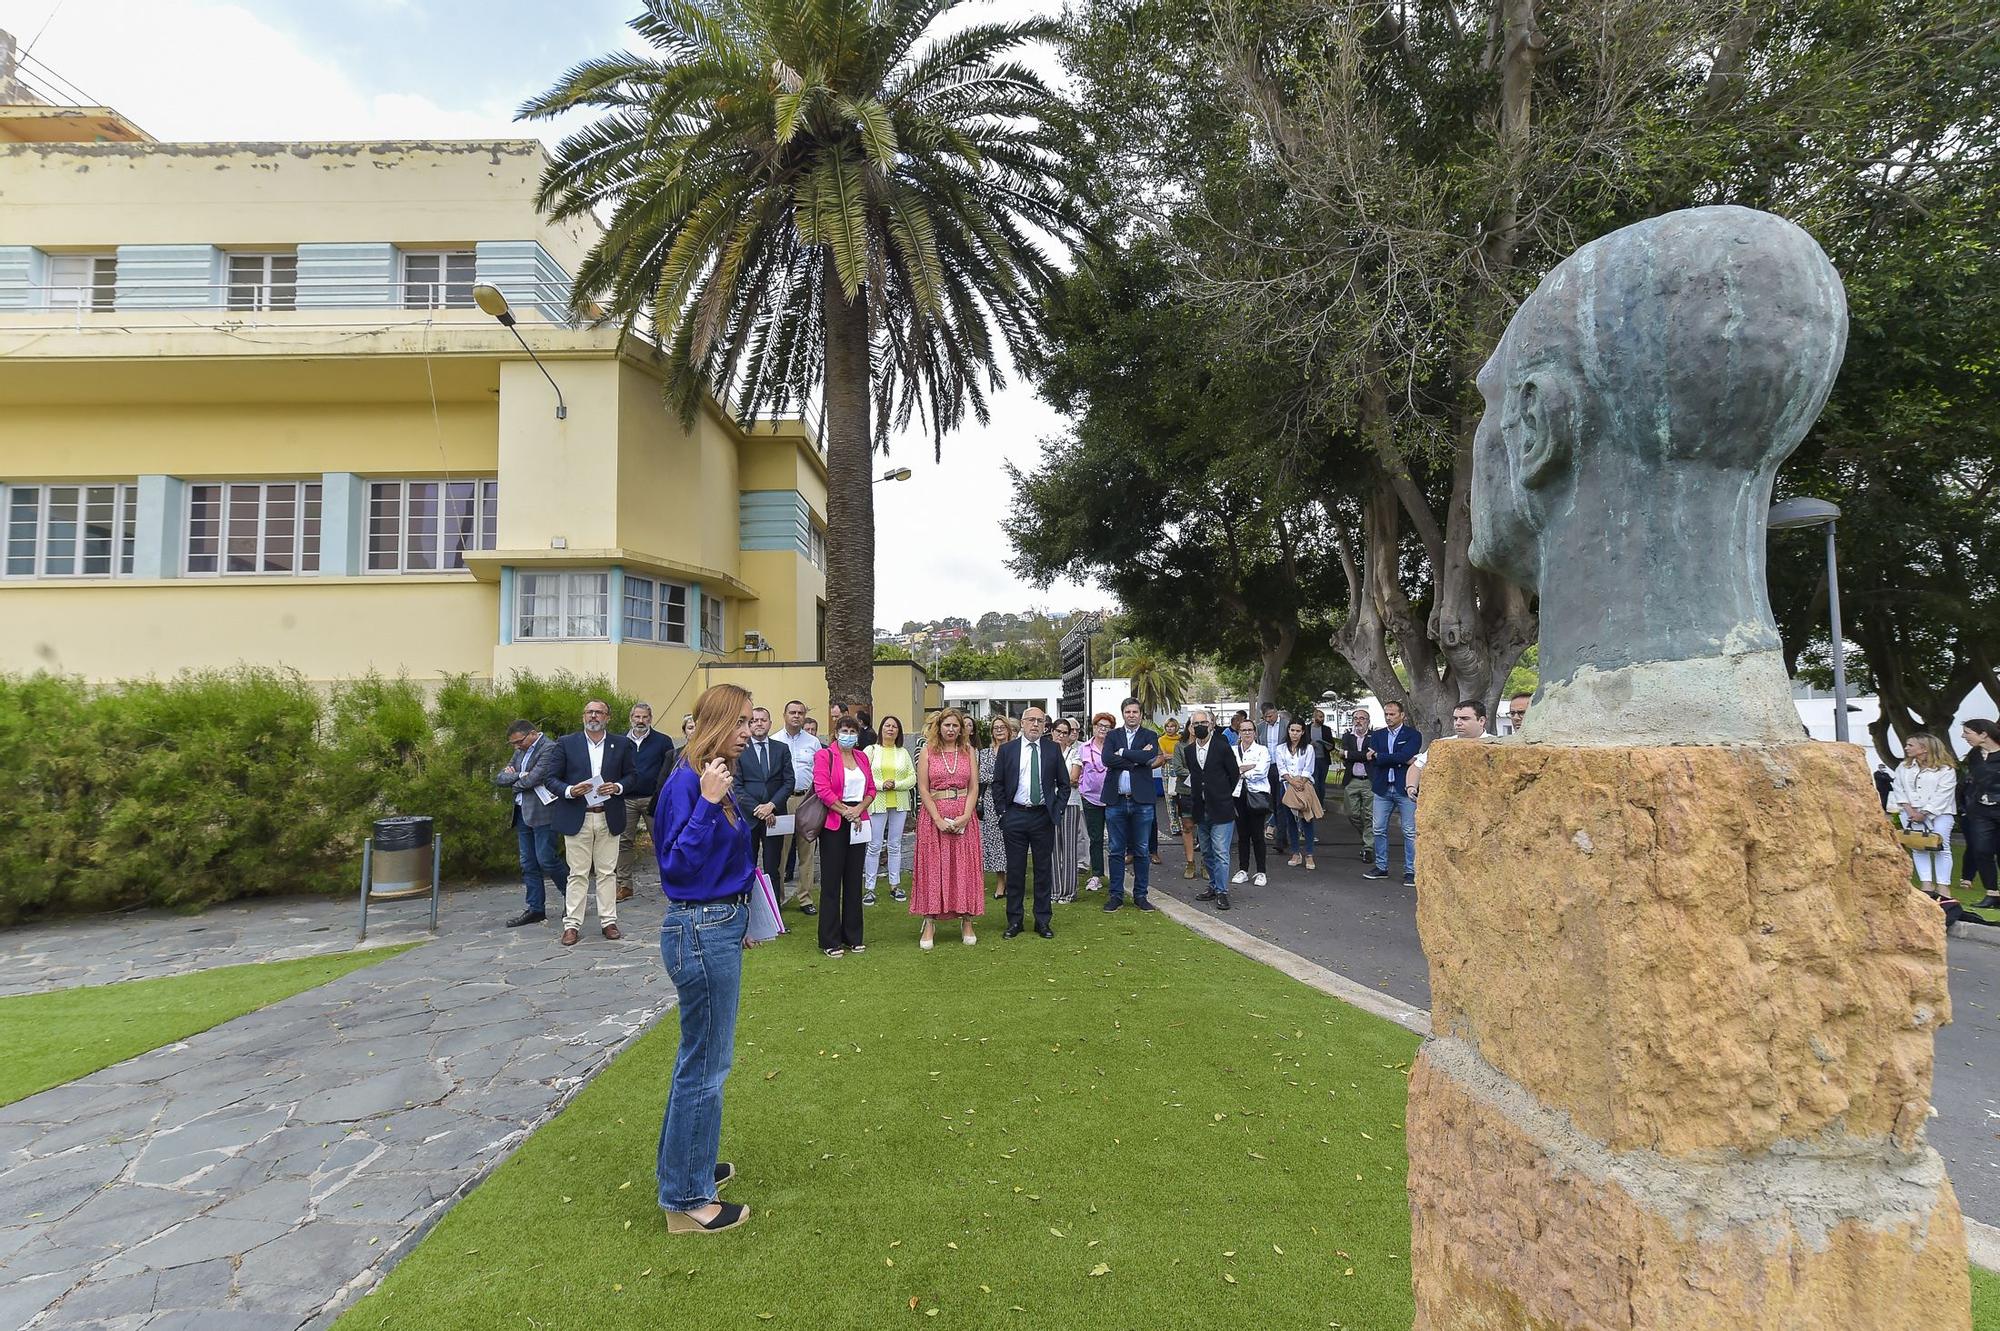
[680,683,752,824]
[989,714,1016,746]
[923,707,973,753]
[1902,734,1955,771]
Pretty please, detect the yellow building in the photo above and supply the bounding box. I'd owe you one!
[0,92,933,724]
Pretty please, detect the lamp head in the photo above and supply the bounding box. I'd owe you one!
[881,466,913,482]
[472,283,516,326]
[1766,497,1842,531]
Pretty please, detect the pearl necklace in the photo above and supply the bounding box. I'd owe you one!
[937,748,962,779]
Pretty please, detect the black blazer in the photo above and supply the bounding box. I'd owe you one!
[733,735,794,815]
[1180,735,1240,824]
[1101,725,1162,801]
[543,732,637,836]
[1339,732,1371,787]
[991,736,1070,819]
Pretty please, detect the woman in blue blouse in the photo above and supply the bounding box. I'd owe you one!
[652,682,761,1234]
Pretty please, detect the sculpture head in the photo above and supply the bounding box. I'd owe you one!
[1470,206,1848,744]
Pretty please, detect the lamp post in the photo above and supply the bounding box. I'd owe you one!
[472,284,566,420]
[1768,497,1848,743]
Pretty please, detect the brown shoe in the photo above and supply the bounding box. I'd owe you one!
[602,924,624,941]
[561,928,580,946]
[616,884,634,902]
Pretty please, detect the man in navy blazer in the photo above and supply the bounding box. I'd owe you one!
[990,706,1070,939]
[542,700,638,946]
[1361,698,1423,886]
[614,702,678,903]
[731,705,794,887]
[1101,697,1164,912]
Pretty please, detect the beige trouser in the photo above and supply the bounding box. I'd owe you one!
[782,793,821,902]
[563,811,620,931]
[615,796,654,890]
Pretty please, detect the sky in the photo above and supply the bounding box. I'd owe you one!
[0,0,1107,629]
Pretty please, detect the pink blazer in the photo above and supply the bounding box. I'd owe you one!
[812,746,877,831]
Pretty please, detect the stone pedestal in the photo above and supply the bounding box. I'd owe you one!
[1407,741,1969,1328]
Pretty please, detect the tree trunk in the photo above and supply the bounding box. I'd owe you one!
[1255,621,1299,712]
[821,250,875,710]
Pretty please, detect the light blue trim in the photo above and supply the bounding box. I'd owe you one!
[738,490,812,557]
[608,566,625,645]
[0,247,41,311]
[498,567,516,646]
[318,473,365,576]
[474,241,572,324]
[296,243,396,308]
[132,475,184,579]
[114,244,220,309]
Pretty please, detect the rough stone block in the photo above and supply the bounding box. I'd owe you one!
[1407,1039,1970,1330]
[1415,741,1948,1155]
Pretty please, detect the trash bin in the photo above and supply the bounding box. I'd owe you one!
[359,815,441,940]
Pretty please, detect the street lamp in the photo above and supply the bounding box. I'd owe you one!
[472,284,566,420]
[876,466,913,483]
[1768,497,1849,743]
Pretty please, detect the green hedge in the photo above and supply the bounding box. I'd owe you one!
[0,669,634,924]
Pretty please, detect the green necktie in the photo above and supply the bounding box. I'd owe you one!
[1029,741,1042,805]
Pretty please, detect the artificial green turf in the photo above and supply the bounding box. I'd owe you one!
[338,906,1423,1331]
[0,943,418,1107]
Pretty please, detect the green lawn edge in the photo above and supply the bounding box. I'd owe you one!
[0,942,419,1107]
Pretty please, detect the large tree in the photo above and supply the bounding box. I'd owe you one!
[525,0,1085,707]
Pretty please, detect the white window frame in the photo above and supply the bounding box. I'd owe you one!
[400,250,477,310]
[225,252,298,312]
[700,594,724,653]
[183,481,322,576]
[620,574,692,646]
[3,482,136,578]
[366,478,497,573]
[44,253,118,312]
[516,570,611,641]
[807,518,827,571]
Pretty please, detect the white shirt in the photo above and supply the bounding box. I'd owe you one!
[1274,745,1316,782]
[1015,738,1045,805]
[842,757,865,803]
[1232,741,1271,797]
[582,731,610,808]
[1891,763,1957,819]
[780,726,822,793]
[1260,720,1286,752]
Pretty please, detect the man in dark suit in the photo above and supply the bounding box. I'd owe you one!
[614,701,677,903]
[494,718,564,927]
[1338,707,1374,860]
[543,700,638,946]
[1361,698,1423,887]
[1101,697,1164,912]
[990,705,1070,938]
[733,705,794,888]
[1180,709,1241,910]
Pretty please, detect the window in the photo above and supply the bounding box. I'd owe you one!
[46,254,117,312]
[401,251,477,310]
[701,594,724,653]
[807,519,827,571]
[184,482,321,575]
[226,253,297,311]
[517,571,609,640]
[621,575,691,646]
[4,483,136,577]
[366,479,497,572]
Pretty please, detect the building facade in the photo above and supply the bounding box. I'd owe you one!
[0,101,929,722]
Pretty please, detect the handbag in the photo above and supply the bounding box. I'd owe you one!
[1897,825,1944,851]
[1246,788,1272,813]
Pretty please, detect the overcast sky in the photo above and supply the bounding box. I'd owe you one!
[0,0,1108,629]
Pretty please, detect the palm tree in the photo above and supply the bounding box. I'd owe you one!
[1106,647,1191,721]
[523,0,1085,708]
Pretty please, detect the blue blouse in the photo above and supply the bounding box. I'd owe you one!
[653,762,757,901]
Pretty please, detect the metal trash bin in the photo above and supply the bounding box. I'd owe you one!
[359,815,441,940]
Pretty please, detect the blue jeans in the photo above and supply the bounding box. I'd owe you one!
[656,899,749,1212]
[1196,820,1234,896]
[515,820,564,914]
[1372,791,1417,876]
[1277,805,1317,854]
[1104,798,1155,905]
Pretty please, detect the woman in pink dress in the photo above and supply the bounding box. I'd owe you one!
[912,708,985,949]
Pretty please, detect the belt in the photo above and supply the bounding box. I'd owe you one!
[667,891,751,908]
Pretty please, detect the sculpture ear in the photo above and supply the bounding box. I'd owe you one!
[1508,372,1574,490]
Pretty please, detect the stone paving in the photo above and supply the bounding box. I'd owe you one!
[0,877,676,1330]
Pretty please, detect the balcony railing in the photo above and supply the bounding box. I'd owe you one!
[0,277,581,330]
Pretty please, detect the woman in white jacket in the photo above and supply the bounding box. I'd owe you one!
[1891,734,1959,892]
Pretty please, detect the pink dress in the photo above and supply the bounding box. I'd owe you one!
[911,747,986,918]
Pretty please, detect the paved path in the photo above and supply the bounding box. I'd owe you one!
[0,877,675,1330]
[1144,814,2000,1231]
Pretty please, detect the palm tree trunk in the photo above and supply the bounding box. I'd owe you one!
[821,250,876,710]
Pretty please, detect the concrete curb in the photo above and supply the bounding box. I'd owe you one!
[1153,894,2000,1277]
[1948,920,2000,950]
[1147,893,1431,1037]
